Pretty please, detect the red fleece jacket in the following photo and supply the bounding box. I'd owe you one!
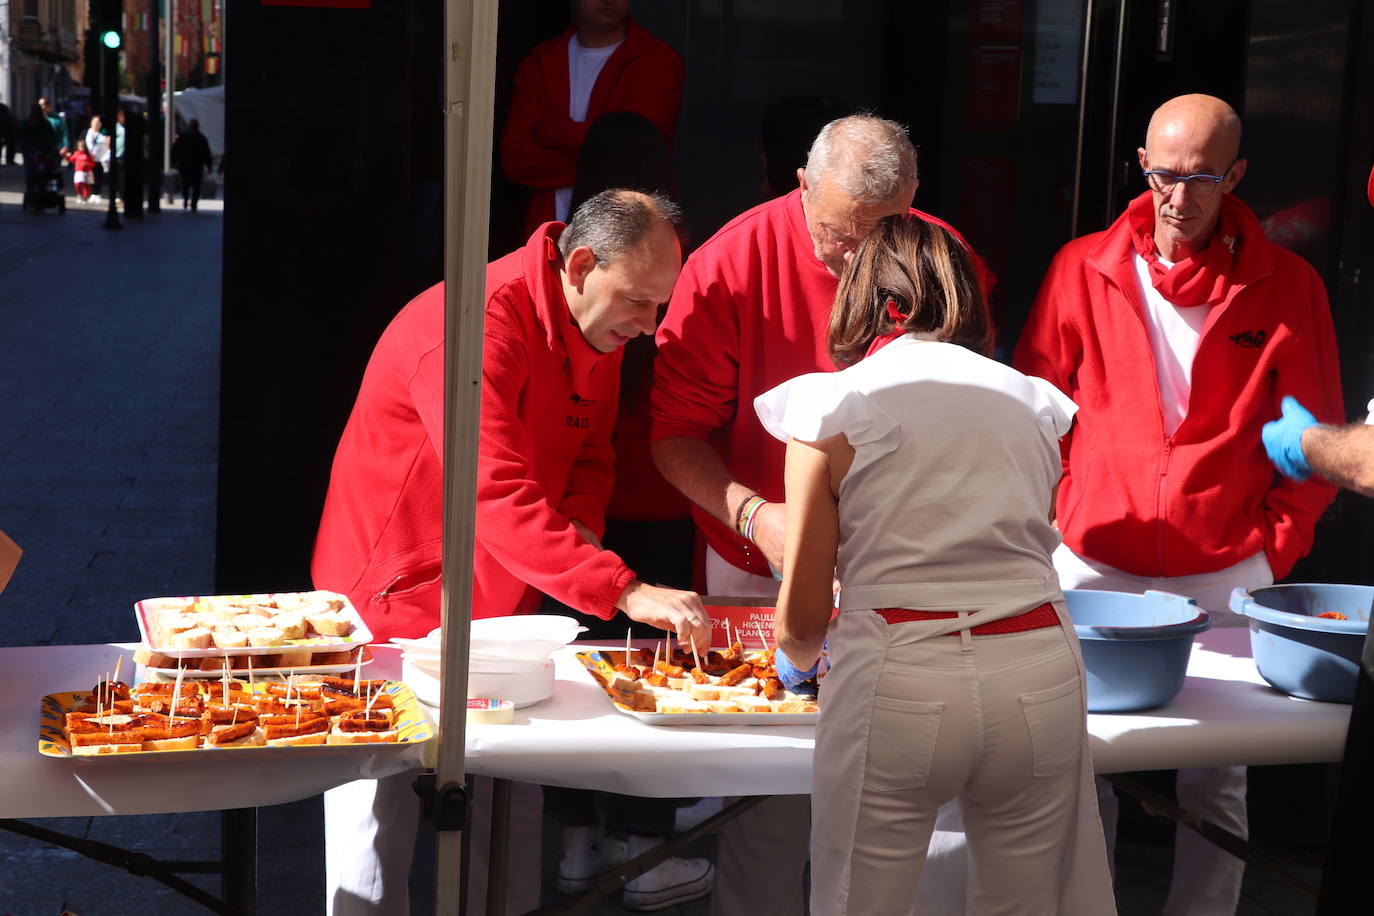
[652,190,994,576]
[500,19,684,234]
[312,225,634,642]
[1013,192,1342,579]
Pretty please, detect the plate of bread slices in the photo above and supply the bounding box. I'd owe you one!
[135,590,372,669]
[578,634,821,725]
[39,670,433,758]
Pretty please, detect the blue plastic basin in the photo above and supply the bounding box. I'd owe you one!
[1064,589,1212,713]
[1230,584,1371,703]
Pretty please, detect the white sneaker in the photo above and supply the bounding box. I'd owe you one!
[622,834,715,912]
[674,796,726,834]
[90,194,102,203]
[557,824,628,895]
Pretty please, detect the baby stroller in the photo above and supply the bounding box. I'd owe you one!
[22,150,65,213]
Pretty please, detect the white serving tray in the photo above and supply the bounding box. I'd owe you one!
[139,646,375,680]
[135,591,373,659]
[576,651,818,726]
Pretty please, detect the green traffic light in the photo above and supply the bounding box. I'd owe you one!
[100,30,122,50]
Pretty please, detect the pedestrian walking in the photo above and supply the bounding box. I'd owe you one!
[172,119,213,212]
[0,101,15,166]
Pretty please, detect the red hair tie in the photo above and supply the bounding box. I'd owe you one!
[885,299,907,323]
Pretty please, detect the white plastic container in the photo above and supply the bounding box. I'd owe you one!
[403,655,555,709]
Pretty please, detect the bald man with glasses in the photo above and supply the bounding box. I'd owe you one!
[1015,94,1342,915]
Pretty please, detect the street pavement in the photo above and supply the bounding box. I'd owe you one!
[0,161,1320,915]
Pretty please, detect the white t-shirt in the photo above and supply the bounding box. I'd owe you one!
[754,337,1076,617]
[1133,251,1211,436]
[553,36,622,223]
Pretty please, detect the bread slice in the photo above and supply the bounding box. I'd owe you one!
[734,695,774,713]
[212,629,250,649]
[273,613,308,640]
[326,727,400,744]
[232,613,273,632]
[72,742,145,755]
[305,610,354,637]
[142,734,201,751]
[170,627,214,650]
[655,695,708,714]
[246,627,286,647]
[267,730,328,747]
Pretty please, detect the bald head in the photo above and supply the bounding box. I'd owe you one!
[1145,94,1242,165]
[1137,94,1247,260]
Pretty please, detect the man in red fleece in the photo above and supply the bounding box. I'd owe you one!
[501,0,683,234]
[1015,94,1343,916]
[652,114,993,915]
[315,190,709,916]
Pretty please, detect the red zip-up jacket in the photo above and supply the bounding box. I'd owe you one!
[652,190,994,576]
[500,19,684,233]
[1014,192,1341,579]
[312,225,634,642]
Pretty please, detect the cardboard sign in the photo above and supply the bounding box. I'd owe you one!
[0,529,21,596]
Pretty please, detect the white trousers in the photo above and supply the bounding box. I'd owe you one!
[812,612,1099,916]
[1054,543,1273,916]
[704,550,991,916]
[324,772,542,915]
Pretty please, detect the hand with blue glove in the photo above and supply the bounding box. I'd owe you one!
[774,645,819,692]
[1263,396,1317,482]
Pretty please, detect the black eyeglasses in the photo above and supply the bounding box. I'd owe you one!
[1141,160,1237,198]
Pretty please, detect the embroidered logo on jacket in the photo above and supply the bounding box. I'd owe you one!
[1229,329,1267,349]
[566,392,594,429]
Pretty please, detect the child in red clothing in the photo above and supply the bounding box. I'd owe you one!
[66,140,96,201]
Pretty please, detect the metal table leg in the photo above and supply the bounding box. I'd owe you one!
[222,807,258,915]
[486,778,512,916]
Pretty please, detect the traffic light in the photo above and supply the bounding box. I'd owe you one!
[93,0,123,51]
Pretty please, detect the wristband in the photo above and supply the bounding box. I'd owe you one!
[742,498,767,542]
[735,495,766,538]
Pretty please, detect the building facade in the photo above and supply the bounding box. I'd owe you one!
[2,0,82,120]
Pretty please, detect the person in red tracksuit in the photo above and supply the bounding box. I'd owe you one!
[651,113,994,916]
[500,0,683,234]
[314,190,708,916]
[1014,94,1342,916]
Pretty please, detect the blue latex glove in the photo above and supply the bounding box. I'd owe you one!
[1263,396,1317,482]
[774,645,819,691]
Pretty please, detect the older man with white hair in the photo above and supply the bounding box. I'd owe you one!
[652,114,992,915]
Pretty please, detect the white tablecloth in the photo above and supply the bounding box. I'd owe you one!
[4,628,1350,816]
[0,643,428,819]
[462,628,1352,797]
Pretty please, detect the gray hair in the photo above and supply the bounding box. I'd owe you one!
[803,114,919,204]
[558,189,683,265]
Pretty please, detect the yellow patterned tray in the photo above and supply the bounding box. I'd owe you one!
[39,680,434,759]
